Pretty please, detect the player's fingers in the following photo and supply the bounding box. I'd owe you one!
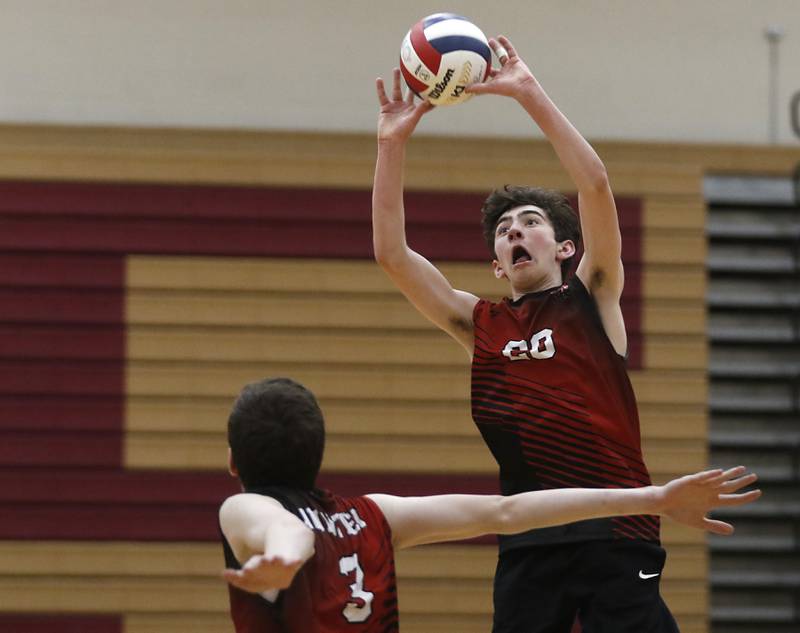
[687,468,723,483]
[222,569,245,585]
[489,38,509,64]
[497,35,518,60]
[718,472,758,493]
[708,465,748,486]
[392,68,403,101]
[466,70,497,93]
[375,78,389,106]
[702,517,734,535]
[718,489,762,506]
[415,99,434,115]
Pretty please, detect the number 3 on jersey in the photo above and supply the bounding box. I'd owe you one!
[339,553,374,623]
[502,328,555,361]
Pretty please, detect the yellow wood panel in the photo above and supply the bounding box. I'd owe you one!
[128,257,704,302]
[643,303,705,336]
[0,541,705,632]
[127,290,434,330]
[127,326,705,370]
[1,124,795,187]
[126,397,705,440]
[128,290,704,335]
[0,541,218,576]
[0,125,713,196]
[126,362,707,404]
[0,578,226,612]
[644,268,705,300]
[127,256,408,293]
[644,233,707,265]
[125,614,232,633]
[0,541,702,579]
[397,578,705,614]
[127,327,469,366]
[643,196,706,231]
[127,396,476,436]
[593,139,800,175]
[645,338,707,370]
[0,576,706,617]
[124,612,706,633]
[124,427,705,475]
[124,613,498,633]
[639,406,707,440]
[397,544,706,580]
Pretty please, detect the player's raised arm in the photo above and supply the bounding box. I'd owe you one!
[373,69,479,355]
[219,493,315,593]
[369,467,760,549]
[467,36,625,342]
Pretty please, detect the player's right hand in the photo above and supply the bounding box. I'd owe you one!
[656,466,761,535]
[375,68,433,144]
[222,554,304,593]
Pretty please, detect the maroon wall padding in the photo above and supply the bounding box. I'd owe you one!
[0,182,643,261]
[0,469,496,541]
[0,615,121,633]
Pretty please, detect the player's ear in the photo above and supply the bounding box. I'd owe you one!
[492,259,506,280]
[227,448,238,477]
[556,240,575,262]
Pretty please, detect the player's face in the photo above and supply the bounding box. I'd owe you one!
[492,205,572,293]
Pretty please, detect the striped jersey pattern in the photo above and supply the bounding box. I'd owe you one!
[471,277,659,550]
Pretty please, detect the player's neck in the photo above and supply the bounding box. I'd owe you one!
[509,272,563,301]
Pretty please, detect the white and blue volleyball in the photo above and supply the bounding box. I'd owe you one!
[400,13,491,106]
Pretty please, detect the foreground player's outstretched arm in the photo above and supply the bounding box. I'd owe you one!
[369,467,760,549]
[467,35,626,352]
[219,493,314,593]
[373,69,479,355]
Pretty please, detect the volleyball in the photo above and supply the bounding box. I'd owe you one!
[399,13,491,106]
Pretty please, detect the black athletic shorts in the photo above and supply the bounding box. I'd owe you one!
[492,540,679,633]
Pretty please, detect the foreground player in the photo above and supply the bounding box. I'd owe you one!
[373,35,697,632]
[220,377,759,633]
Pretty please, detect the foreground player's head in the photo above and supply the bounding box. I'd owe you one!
[481,185,581,285]
[227,377,325,490]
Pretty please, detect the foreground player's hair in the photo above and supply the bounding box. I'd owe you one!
[227,377,325,490]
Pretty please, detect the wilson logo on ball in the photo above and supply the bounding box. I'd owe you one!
[399,13,491,106]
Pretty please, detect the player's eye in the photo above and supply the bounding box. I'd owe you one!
[497,225,509,235]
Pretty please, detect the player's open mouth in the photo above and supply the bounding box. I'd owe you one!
[512,245,532,266]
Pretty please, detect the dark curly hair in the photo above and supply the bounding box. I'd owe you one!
[228,377,325,490]
[480,185,581,280]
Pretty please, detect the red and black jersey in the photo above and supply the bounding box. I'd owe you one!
[471,276,659,550]
[222,487,398,633]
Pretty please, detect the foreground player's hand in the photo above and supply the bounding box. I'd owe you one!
[223,553,305,593]
[375,68,433,144]
[466,35,537,100]
[655,466,760,535]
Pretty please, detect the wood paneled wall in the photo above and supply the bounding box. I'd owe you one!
[2,124,796,633]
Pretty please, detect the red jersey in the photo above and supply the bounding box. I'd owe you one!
[471,276,659,550]
[222,487,398,633]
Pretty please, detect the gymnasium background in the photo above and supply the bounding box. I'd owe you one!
[0,2,798,633]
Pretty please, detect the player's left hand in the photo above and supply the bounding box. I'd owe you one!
[656,466,761,535]
[465,35,537,99]
[222,553,304,593]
